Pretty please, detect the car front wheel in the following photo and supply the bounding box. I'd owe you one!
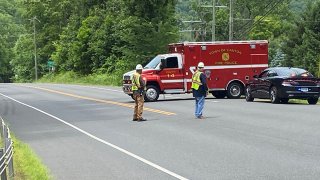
[307,98,318,105]
[280,98,289,104]
[245,86,254,102]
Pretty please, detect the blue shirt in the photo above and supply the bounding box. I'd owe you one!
[192,73,208,97]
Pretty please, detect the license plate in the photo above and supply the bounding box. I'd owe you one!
[300,88,309,92]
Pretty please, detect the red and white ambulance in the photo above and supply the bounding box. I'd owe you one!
[122,40,268,101]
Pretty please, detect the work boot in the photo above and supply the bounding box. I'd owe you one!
[133,118,138,121]
[138,118,147,121]
[196,116,205,119]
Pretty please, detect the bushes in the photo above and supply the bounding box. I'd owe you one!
[39,71,123,86]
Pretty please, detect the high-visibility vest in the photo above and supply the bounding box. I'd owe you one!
[191,70,202,90]
[131,72,140,91]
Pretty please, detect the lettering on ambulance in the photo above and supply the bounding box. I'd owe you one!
[209,49,242,55]
[159,64,183,90]
[165,70,176,78]
[210,49,242,65]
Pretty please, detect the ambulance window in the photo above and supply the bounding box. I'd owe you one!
[166,57,178,68]
[145,55,161,69]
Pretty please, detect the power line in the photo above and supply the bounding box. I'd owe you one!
[234,0,278,38]
[237,0,286,39]
[0,34,31,38]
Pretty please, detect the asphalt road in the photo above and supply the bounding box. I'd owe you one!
[0,83,319,180]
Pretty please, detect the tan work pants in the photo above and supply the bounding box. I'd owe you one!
[133,94,144,119]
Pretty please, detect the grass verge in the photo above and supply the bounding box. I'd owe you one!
[13,135,52,180]
[289,99,320,105]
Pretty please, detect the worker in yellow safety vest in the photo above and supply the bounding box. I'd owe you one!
[131,64,147,122]
[191,62,208,119]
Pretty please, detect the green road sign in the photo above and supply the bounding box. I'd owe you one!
[47,60,55,68]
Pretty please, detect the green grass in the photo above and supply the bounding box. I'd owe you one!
[38,71,123,86]
[13,135,52,180]
[289,99,320,105]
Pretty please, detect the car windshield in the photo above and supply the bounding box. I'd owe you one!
[276,68,313,77]
[144,55,162,69]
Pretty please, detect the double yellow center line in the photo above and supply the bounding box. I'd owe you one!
[21,85,176,116]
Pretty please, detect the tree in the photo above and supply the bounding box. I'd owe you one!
[0,0,25,82]
[11,35,34,82]
[282,0,320,76]
[51,0,178,76]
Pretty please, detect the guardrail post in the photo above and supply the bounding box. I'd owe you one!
[0,119,4,139]
[3,127,8,142]
[5,138,13,179]
[0,118,14,180]
[0,148,7,180]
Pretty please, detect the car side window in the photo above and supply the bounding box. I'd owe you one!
[259,71,269,78]
[166,57,179,68]
[267,70,278,77]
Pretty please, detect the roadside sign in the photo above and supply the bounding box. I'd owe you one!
[47,60,55,68]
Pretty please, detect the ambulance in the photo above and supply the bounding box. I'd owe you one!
[122,40,268,101]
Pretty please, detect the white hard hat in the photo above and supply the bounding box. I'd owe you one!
[198,62,204,68]
[136,64,143,70]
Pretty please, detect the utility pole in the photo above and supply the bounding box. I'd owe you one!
[229,0,233,41]
[318,58,320,77]
[202,0,227,42]
[212,0,216,41]
[29,16,40,81]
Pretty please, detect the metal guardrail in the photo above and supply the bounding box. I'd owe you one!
[0,117,14,180]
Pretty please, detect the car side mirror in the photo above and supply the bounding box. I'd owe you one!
[160,59,167,70]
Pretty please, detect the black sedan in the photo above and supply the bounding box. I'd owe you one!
[245,67,320,104]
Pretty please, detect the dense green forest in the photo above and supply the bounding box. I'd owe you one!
[0,0,319,84]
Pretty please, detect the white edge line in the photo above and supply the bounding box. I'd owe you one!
[0,92,188,180]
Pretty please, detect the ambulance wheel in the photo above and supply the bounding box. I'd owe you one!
[129,94,135,100]
[227,82,243,99]
[212,91,226,99]
[145,85,159,102]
